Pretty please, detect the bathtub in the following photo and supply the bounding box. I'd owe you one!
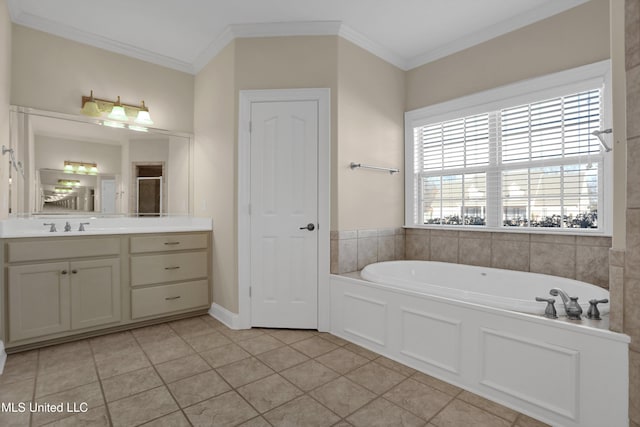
[360,261,610,317]
[330,263,629,427]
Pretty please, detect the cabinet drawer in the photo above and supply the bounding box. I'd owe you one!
[8,237,120,263]
[130,233,208,253]
[131,251,207,286]
[131,280,209,319]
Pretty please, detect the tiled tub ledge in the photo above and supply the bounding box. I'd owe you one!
[0,216,213,238]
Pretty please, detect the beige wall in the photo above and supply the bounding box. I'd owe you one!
[406,0,610,111]
[0,0,10,220]
[11,25,194,133]
[195,36,339,313]
[194,41,237,312]
[195,36,406,313]
[235,36,340,230]
[337,38,405,230]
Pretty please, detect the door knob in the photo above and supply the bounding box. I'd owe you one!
[299,223,315,231]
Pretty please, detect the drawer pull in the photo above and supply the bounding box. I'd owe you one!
[61,270,68,275]
[165,296,181,300]
[164,242,181,245]
[164,266,181,270]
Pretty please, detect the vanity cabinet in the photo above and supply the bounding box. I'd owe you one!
[130,233,210,319]
[8,258,120,341]
[2,230,212,350]
[6,237,121,342]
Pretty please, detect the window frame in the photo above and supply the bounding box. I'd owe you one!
[404,60,613,235]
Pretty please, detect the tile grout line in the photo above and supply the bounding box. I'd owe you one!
[29,349,40,427]
[87,338,115,427]
[131,323,196,427]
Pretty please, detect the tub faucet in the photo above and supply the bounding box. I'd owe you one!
[550,288,582,320]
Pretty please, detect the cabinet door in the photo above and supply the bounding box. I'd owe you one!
[8,262,71,341]
[70,258,121,330]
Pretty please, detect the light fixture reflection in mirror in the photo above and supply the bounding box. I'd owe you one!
[9,106,193,216]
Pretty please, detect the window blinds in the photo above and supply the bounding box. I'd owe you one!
[413,88,603,230]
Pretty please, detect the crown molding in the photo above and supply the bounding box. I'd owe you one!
[8,1,195,74]
[406,0,589,70]
[8,0,589,75]
[337,25,408,70]
[193,21,346,73]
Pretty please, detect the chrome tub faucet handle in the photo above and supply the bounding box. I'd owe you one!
[535,297,558,319]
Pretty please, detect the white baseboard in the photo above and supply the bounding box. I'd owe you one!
[208,303,243,330]
[0,341,6,374]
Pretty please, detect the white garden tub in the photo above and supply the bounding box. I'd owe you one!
[360,261,610,317]
[330,262,629,427]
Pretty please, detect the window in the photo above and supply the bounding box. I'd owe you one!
[405,61,611,234]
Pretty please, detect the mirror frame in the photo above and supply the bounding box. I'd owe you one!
[9,105,195,217]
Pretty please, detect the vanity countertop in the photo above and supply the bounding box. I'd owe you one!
[0,216,212,238]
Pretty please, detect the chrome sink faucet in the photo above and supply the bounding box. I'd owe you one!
[43,222,56,232]
[64,221,72,232]
[550,288,582,320]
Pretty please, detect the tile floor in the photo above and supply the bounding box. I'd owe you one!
[0,315,551,426]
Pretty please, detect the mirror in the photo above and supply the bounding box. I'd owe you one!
[9,107,193,216]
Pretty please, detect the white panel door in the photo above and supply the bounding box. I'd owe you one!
[101,179,116,214]
[250,100,318,328]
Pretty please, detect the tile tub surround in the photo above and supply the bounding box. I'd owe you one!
[628,2,640,425]
[332,228,612,288]
[0,315,550,427]
[331,228,405,274]
[403,229,612,289]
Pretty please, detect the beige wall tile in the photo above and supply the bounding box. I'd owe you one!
[575,236,612,247]
[330,238,339,274]
[628,66,640,139]
[491,232,530,242]
[610,249,626,267]
[357,237,378,270]
[576,245,610,288]
[357,229,378,239]
[626,209,640,279]
[491,239,530,272]
[378,235,395,262]
[628,138,640,208]
[430,236,459,263]
[624,277,640,352]
[529,234,576,245]
[530,242,576,279]
[627,0,640,69]
[394,234,406,260]
[406,233,429,260]
[459,237,491,267]
[609,265,625,332]
[338,239,357,274]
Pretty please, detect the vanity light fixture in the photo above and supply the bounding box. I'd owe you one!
[58,179,80,187]
[64,161,98,175]
[128,125,148,132]
[81,92,154,125]
[108,96,128,121]
[134,101,154,125]
[80,90,101,117]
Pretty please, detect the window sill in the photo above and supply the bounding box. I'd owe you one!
[403,224,612,237]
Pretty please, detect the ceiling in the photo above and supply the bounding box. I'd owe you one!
[7,0,588,74]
